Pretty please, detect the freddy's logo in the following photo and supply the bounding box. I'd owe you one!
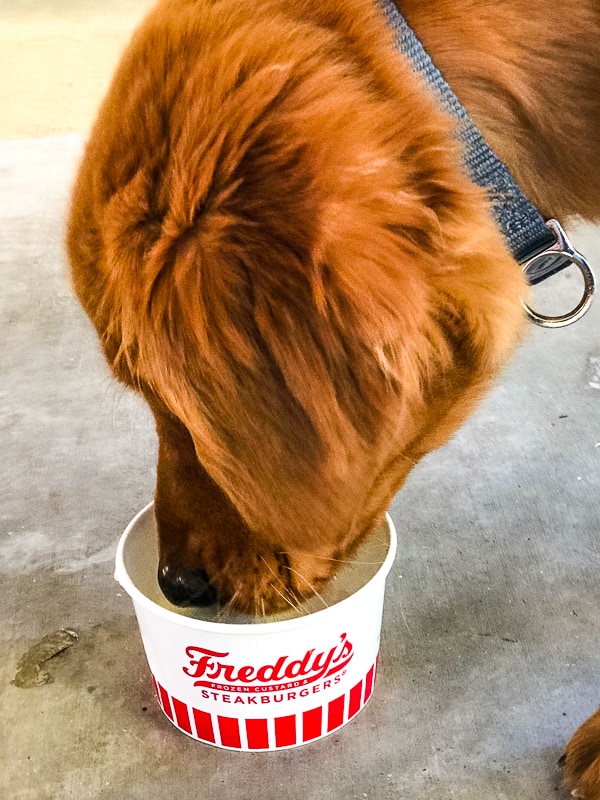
[183,633,354,693]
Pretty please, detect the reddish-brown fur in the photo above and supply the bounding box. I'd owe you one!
[66,0,600,790]
[563,709,600,798]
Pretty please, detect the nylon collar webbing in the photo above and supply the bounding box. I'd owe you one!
[377,0,574,286]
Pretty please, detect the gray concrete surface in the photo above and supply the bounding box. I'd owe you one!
[1,135,599,799]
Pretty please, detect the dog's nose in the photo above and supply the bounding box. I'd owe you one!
[157,564,218,607]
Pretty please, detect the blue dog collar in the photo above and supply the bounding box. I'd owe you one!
[377,0,595,326]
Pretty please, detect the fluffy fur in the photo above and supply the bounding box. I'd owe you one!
[66,0,600,791]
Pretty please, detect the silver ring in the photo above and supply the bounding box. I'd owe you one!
[521,220,596,328]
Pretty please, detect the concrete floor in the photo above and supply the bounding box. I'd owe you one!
[3,135,600,800]
[2,10,600,799]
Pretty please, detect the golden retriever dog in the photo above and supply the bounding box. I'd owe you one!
[66,0,600,792]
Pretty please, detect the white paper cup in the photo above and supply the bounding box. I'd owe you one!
[115,503,397,751]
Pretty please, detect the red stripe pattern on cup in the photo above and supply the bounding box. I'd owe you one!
[218,716,242,749]
[246,718,269,750]
[151,659,379,751]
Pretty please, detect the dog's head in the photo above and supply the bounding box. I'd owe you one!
[68,0,527,614]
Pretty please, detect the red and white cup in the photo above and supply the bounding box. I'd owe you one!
[115,503,397,751]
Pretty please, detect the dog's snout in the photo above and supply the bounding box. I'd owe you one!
[158,564,218,607]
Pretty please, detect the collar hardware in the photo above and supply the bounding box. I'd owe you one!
[521,219,595,328]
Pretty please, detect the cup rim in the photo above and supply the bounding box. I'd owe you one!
[115,502,397,635]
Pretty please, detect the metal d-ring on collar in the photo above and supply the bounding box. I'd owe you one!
[376,0,596,328]
[521,220,595,328]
